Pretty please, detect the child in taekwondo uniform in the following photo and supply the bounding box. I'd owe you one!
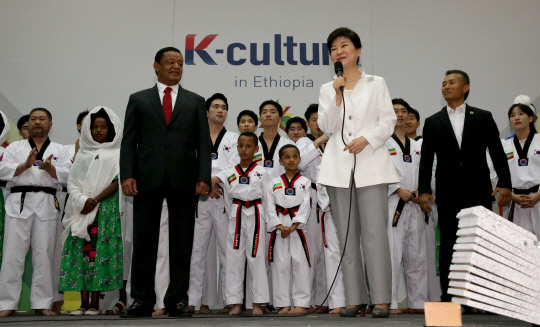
[216,132,270,315]
[502,103,540,235]
[386,100,428,314]
[265,144,312,314]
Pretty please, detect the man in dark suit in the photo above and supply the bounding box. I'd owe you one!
[418,70,512,302]
[120,47,211,317]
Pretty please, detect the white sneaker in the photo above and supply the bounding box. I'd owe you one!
[70,308,86,316]
[85,308,100,316]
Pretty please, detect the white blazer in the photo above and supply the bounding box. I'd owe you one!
[317,69,399,188]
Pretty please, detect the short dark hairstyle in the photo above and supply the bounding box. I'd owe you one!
[237,110,259,126]
[445,70,470,100]
[391,98,412,113]
[77,110,89,125]
[508,104,537,134]
[238,131,258,146]
[259,100,283,117]
[17,115,29,131]
[206,93,228,111]
[408,108,420,121]
[155,47,182,64]
[278,144,300,159]
[29,108,52,121]
[285,116,308,133]
[327,27,362,65]
[304,104,318,121]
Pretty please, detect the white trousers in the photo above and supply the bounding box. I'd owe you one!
[426,206,441,302]
[307,190,327,307]
[225,209,268,305]
[387,203,428,310]
[0,214,57,310]
[504,202,540,236]
[320,210,346,309]
[155,203,170,309]
[187,196,225,307]
[270,223,311,308]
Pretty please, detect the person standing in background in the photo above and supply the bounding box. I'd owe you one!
[120,47,211,318]
[0,108,72,317]
[419,70,512,302]
[318,27,399,318]
[17,115,30,140]
[405,108,422,141]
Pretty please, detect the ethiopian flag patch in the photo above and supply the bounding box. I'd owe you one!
[227,173,237,184]
[272,183,283,192]
[253,153,262,163]
[506,152,514,160]
[388,148,397,156]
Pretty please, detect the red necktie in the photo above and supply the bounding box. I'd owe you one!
[163,87,173,124]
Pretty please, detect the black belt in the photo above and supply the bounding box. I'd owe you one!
[11,186,60,213]
[62,187,68,192]
[311,182,317,191]
[508,185,540,222]
[392,198,406,227]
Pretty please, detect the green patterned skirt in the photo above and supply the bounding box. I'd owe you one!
[59,191,123,292]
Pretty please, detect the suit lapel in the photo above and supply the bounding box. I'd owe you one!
[461,104,475,148]
[148,84,167,126]
[438,107,459,147]
[169,85,187,125]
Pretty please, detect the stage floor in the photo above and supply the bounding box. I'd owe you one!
[0,312,533,327]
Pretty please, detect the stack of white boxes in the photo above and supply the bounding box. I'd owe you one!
[448,206,540,325]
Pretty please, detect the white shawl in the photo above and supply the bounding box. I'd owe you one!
[62,106,123,243]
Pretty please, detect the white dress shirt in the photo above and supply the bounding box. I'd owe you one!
[447,103,466,147]
[156,82,179,109]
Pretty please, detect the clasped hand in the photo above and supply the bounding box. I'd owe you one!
[277,224,297,239]
[512,192,540,208]
[343,137,369,155]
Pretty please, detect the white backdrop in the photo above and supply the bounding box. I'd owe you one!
[0,0,539,145]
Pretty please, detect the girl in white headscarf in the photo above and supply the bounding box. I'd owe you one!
[59,107,123,316]
[0,110,11,271]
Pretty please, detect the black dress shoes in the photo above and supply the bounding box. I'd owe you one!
[167,302,190,317]
[339,304,367,317]
[372,305,390,318]
[119,301,153,318]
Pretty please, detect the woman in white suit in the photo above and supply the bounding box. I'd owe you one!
[317,27,399,318]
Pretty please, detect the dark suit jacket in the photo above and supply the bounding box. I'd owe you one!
[419,105,511,207]
[120,84,211,192]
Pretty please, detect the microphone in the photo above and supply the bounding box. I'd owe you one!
[334,61,344,93]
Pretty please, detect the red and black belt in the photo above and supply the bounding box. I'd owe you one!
[268,229,311,268]
[321,211,327,248]
[268,204,310,267]
[275,204,300,219]
[232,198,262,257]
